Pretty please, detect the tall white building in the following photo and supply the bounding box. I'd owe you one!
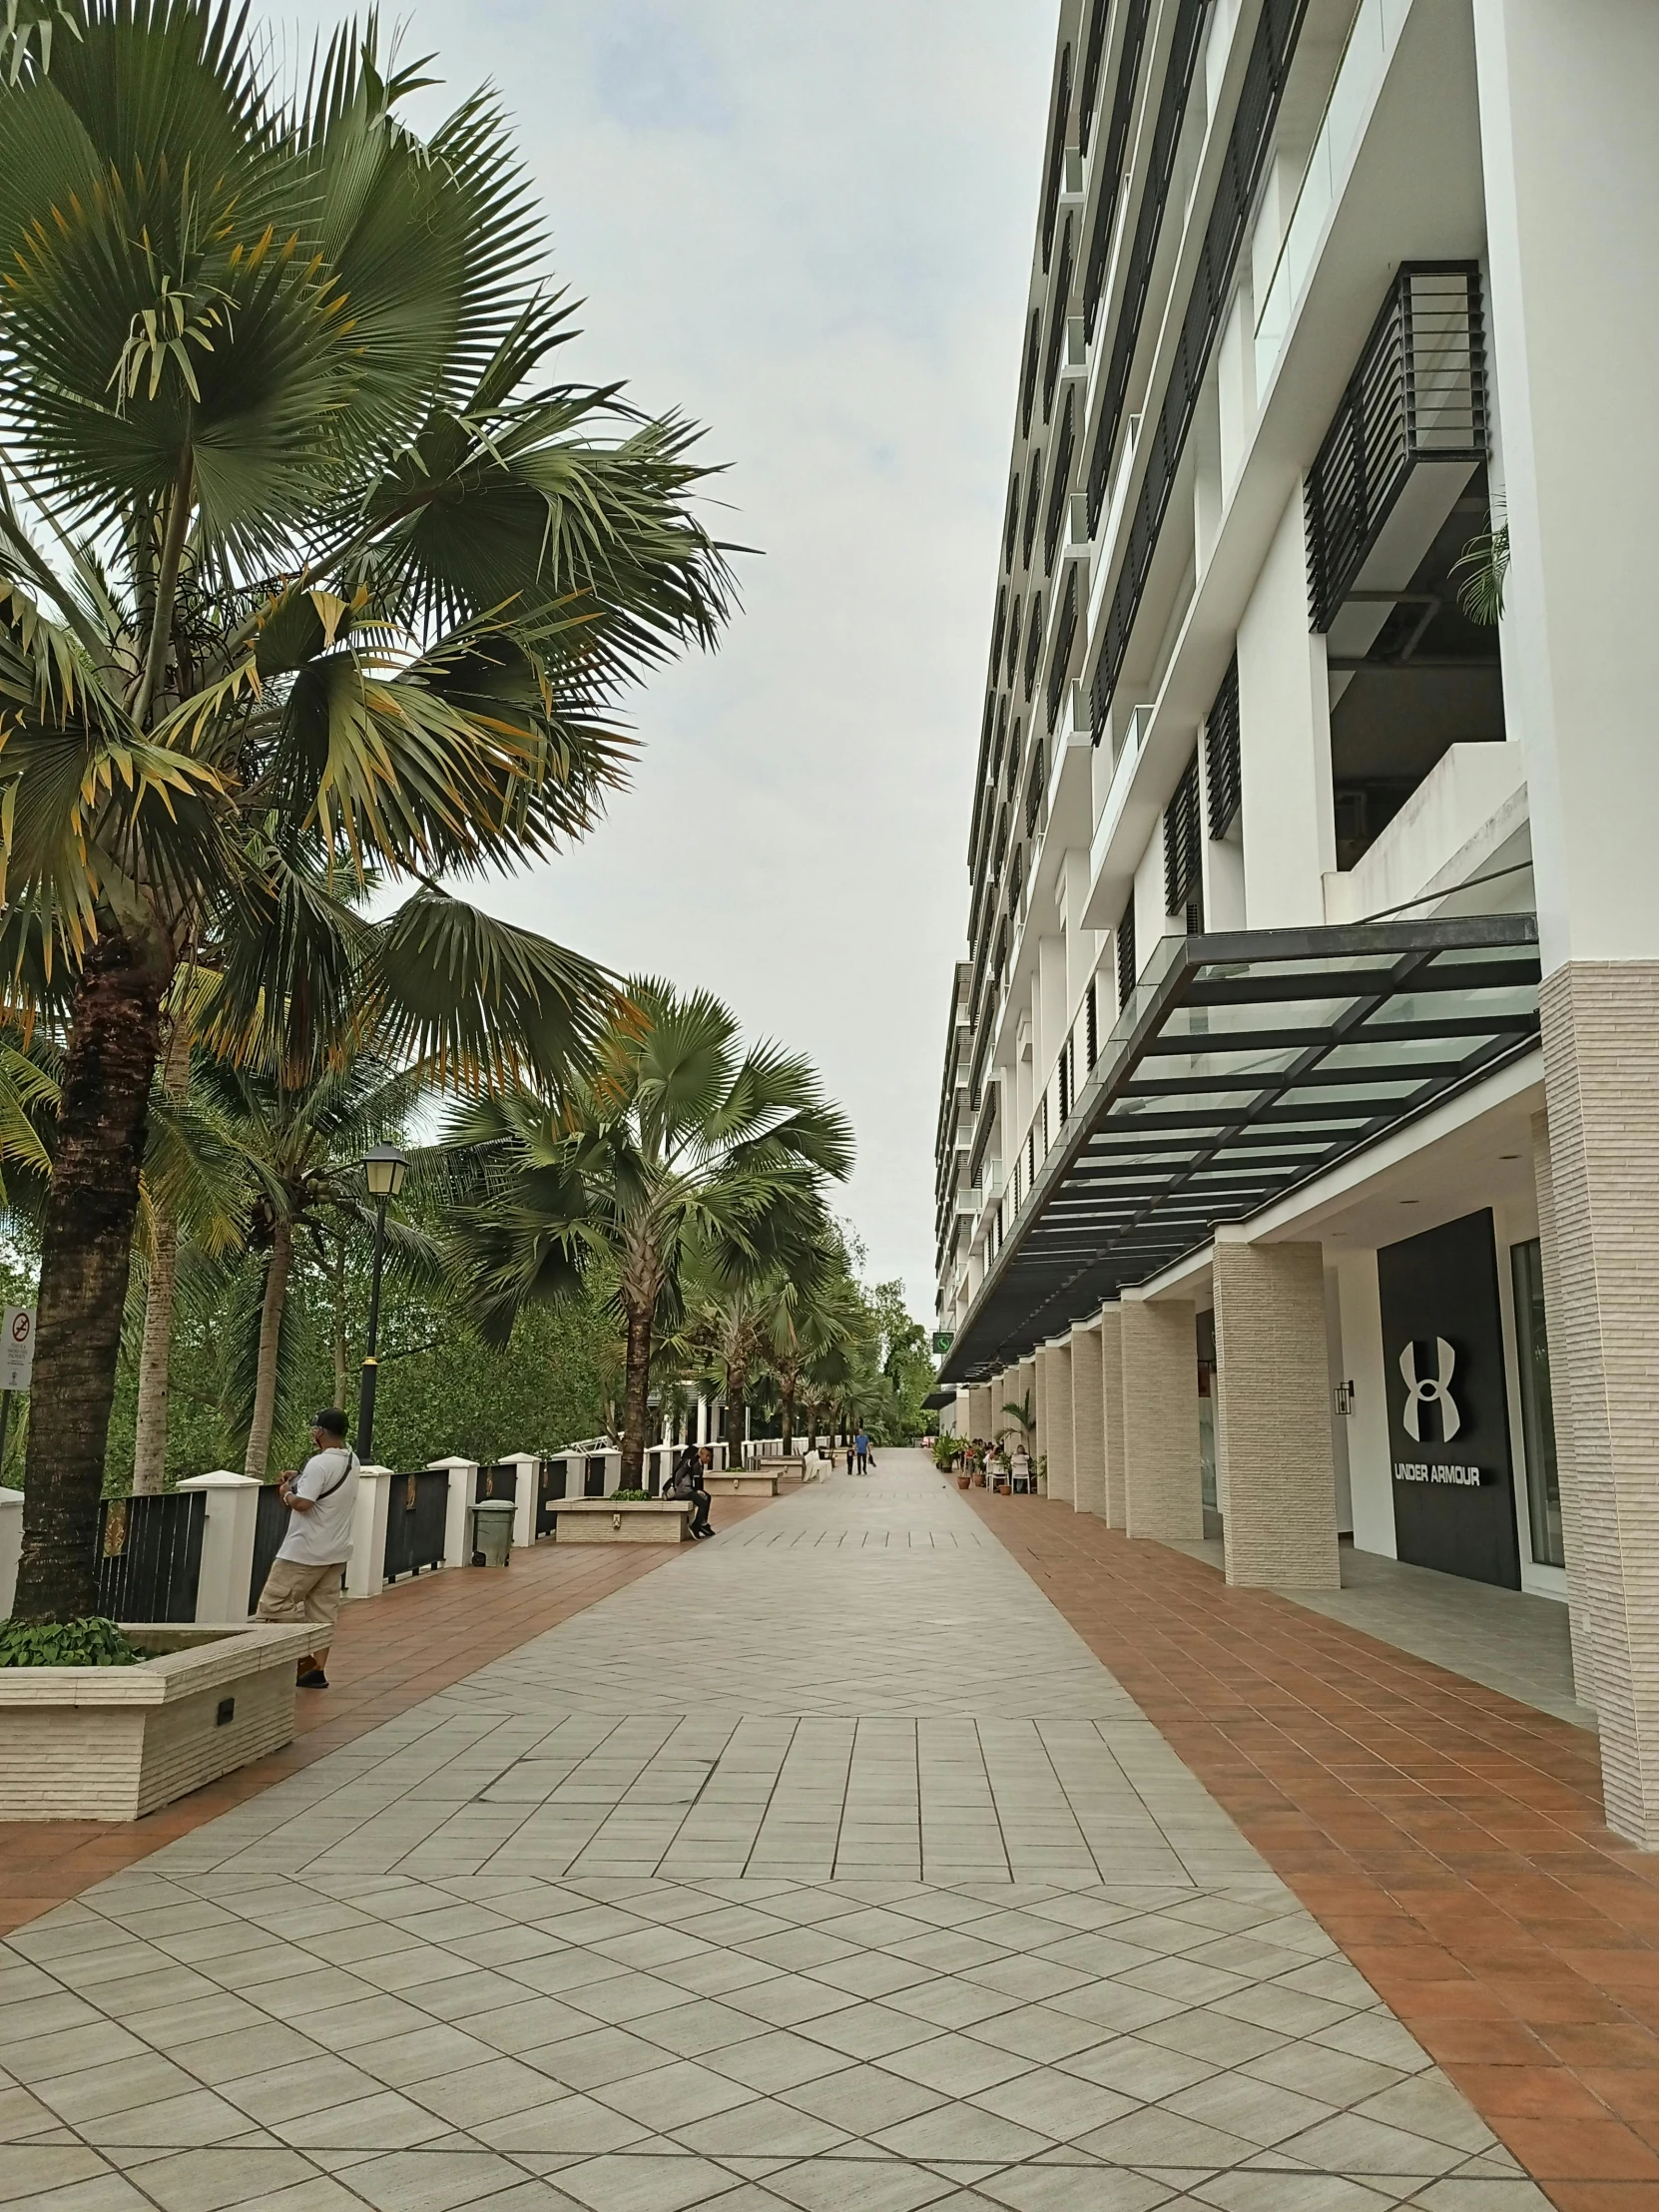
[933,0,1659,1846]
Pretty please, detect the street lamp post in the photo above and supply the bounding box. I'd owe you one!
[357,1145,409,1465]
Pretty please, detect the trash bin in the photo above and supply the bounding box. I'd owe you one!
[470,1498,516,1568]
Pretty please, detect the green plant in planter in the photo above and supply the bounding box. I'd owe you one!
[0,1618,144,1668]
[610,1488,653,1501]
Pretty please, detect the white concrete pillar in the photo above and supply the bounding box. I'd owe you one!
[1044,1343,1075,1505]
[1070,1323,1106,1517]
[427,1457,477,1569]
[1099,1309,1127,1528]
[1474,0,1659,1843]
[0,1487,22,1617]
[178,1469,263,1623]
[1212,1239,1340,1590]
[501,1453,540,1550]
[1236,486,1335,927]
[1121,1297,1202,1541]
[346,1466,394,1599]
[696,1395,710,1447]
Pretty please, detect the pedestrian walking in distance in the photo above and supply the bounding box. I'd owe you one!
[854,1426,871,1476]
[256,1409,359,1688]
[844,1437,854,1476]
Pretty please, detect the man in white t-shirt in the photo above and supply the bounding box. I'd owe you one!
[255,1408,359,1689]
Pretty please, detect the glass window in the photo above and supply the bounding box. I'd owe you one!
[1509,1238,1564,1569]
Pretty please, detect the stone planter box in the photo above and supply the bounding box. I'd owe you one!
[0,1621,312,1823]
[551,1500,690,1545]
[704,1470,778,1497]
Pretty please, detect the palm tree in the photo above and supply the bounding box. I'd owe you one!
[0,7,732,1618]
[446,980,853,1487]
[763,1266,859,1456]
[190,1049,440,1480]
[681,1276,770,1472]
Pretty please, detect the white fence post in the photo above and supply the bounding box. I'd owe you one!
[503,1453,538,1549]
[177,1469,262,1622]
[0,1487,22,1618]
[429,1457,477,1567]
[346,1466,394,1599]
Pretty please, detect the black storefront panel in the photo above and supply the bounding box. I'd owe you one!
[1377,1209,1520,1590]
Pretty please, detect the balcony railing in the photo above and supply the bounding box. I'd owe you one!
[1305,263,1487,632]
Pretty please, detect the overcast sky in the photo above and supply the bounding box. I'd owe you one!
[261,0,1055,1315]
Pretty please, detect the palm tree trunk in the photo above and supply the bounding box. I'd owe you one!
[781,1377,796,1456]
[14,934,165,1622]
[620,1299,653,1487]
[132,1014,193,1495]
[131,1217,178,1496]
[725,1363,746,1472]
[244,1217,294,1482]
[331,1245,348,1411]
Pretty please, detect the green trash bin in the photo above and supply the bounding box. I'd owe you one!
[470,1497,515,1568]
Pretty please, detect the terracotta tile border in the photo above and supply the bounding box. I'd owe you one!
[0,1492,781,1937]
[970,1490,1659,2208]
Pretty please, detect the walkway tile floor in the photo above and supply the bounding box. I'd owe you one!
[975,1488,1659,2211]
[0,1458,1551,2211]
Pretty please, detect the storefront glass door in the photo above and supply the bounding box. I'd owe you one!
[1509,1237,1564,1569]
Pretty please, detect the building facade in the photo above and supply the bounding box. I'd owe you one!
[933,0,1659,1845]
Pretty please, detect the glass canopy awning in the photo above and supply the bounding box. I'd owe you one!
[939,913,1540,1384]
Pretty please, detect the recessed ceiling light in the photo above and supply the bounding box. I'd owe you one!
[1399,1198,1420,1205]
[1499,1153,1520,1161]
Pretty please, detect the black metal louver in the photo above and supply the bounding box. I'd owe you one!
[1003,472,1021,572]
[990,587,1008,683]
[1084,0,1209,532]
[1085,977,1099,1070]
[1046,565,1079,734]
[1116,896,1137,1011]
[1019,313,1040,442]
[992,694,1008,787]
[1164,751,1204,929]
[1007,718,1022,797]
[1025,736,1046,836]
[1306,264,1487,633]
[1022,453,1043,568]
[1058,1035,1071,1125]
[1206,654,1242,838]
[1043,388,1076,575]
[1022,592,1043,703]
[1083,0,1152,336]
[1008,842,1024,914]
[1078,0,1112,156]
[1039,44,1073,274]
[1006,599,1022,699]
[1089,0,1313,742]
[1042,217,1075,425]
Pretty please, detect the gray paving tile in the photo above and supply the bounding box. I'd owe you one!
[0,1458,1534,2212]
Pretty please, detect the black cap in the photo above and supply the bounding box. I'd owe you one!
[312,1408,348,1437]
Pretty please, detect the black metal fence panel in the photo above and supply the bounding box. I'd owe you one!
[248,1484,291,1612]
[382,1470,449,1581]
[475,1462,519,1503]
[95,1491,206,1623]
[583,1454,608,1498]
[536,1457,568,1536]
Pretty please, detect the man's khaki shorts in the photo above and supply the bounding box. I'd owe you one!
[256,1558,346,1641]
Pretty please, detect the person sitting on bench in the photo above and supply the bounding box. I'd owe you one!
[667,1443,713,1537]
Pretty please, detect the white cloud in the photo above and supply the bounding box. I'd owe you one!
[259,0,1054,1311]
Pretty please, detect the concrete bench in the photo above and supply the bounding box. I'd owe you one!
[551,1500,690,1545]
[705,1470,779,1497]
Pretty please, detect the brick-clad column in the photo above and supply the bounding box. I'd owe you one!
[1541,965,1659,1843]
[1044,1343,1074,1505]
[1015,1359,1036,1463]
[1070,1322,1106,1517]
[1120,1298,1202,1541]
[966,1384,993,1440]
[1099,1307,1127,1528]
[1532,1109,1595,1710]
[1032,1354,1048,1476]
[1212,1237,1340,1590]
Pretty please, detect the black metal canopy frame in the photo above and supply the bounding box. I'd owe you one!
[940,913,1540,1383]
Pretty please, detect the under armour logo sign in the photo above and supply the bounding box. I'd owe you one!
[1399,1338,1461,1443]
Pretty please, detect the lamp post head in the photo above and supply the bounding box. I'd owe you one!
[362,1144,409,1201]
